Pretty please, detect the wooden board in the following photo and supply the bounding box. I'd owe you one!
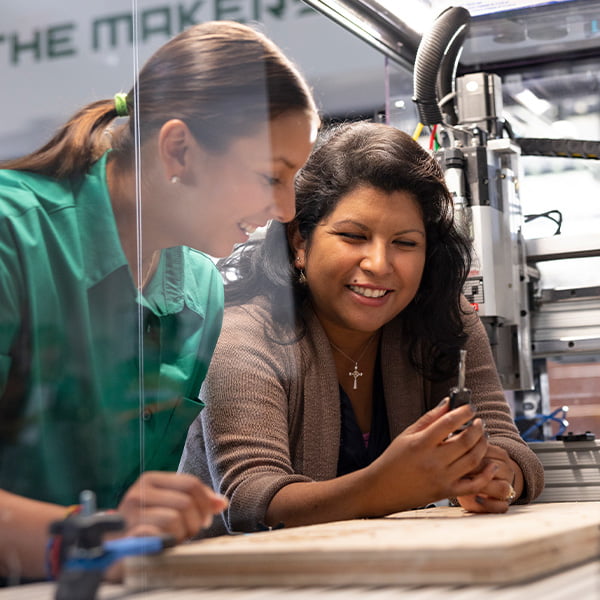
[124,502,600,589]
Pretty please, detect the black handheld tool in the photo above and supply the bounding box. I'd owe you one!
[449,349,473,431]
[49,490,175,600]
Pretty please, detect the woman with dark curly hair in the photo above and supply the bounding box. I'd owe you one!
[180,121,544,536]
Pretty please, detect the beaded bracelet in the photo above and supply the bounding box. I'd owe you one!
[45,504,81,580]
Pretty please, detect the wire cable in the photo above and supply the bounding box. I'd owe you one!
[524,210,563,235]
[412,122,424,141]
[429,124,438,150]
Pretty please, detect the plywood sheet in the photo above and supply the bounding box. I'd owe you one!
[124,502,600,589]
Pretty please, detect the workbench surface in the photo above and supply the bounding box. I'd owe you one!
[2,502,599,599]
[125,502,600,589]
[2,560,599,600]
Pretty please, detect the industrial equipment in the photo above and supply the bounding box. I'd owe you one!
[410,5,600,439]
[304,0,600,437]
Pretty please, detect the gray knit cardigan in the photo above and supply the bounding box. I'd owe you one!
[180,298,544,536]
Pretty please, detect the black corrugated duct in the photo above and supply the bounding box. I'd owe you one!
[413,6,471,126]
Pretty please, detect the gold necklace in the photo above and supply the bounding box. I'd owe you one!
[329,335,376,390]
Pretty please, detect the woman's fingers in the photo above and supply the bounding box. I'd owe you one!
[471,473,516,503]
[454,437,490,480]
[439,417,488,469]
[143,471,228,524]
[403,397,452,434]
[482,445,515,484]
[123,505,195,541]
[402,398,483,447]
[454,443,520,513]
[118,472,227,541]
[432,403,479,444]
[452,461,499,498]
[458,494,510,514]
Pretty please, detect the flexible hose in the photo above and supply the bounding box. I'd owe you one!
[413,6,471,126]
[436,23,470,125]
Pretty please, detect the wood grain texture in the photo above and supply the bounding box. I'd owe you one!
[5,561,600,600]
[124,502,600,589]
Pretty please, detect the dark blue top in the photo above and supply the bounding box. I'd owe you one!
[337,354,390,476]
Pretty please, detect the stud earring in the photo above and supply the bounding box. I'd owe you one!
[170,175,181,184]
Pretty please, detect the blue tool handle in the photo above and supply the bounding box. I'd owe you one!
[63,534,174,572]
[104,535,167,557]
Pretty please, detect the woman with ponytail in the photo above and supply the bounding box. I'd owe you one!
[0,20,318,583]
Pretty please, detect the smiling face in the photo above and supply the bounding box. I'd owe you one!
[199,110,318,257]
[158,109,318,258]
[294,184,426,345]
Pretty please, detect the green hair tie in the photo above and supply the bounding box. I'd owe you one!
[114,93,129,117]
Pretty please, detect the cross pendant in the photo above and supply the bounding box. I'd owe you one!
[349,364,363,390]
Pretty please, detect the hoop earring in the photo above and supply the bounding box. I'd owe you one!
[170,175,181,184]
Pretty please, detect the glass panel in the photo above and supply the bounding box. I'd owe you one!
[124,0,322,579]
[1,0,141,584]
[0,0,354,586]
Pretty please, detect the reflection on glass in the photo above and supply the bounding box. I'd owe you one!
[0,13,318,586]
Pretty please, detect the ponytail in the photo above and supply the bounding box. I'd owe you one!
[1,97,126,178]
[2,21,317,180]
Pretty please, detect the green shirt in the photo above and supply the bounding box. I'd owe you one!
[0,154,224,508]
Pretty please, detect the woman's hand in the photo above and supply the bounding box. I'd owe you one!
[104,471,227,582]
[457,444,523,513]
[0,474,226,582]
[360,399,498,516]
[117,471,227,542]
